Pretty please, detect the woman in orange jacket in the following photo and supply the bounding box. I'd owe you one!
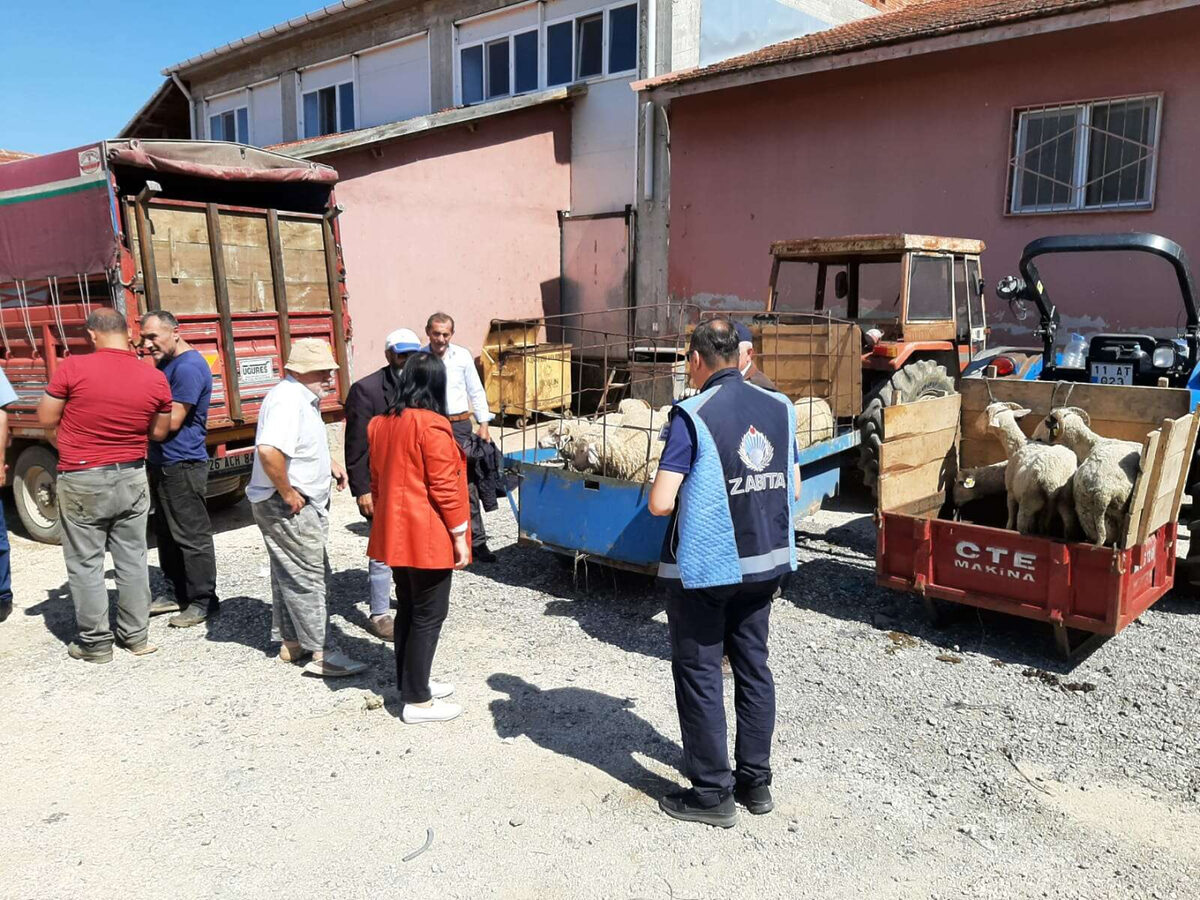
[367,353,470,724]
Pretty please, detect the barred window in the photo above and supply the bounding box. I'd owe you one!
[1008,95,1161,214]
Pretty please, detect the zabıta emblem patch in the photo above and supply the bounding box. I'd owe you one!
[737,426,774,472]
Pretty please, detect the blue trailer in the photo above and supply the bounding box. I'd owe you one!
[505,429,860,574]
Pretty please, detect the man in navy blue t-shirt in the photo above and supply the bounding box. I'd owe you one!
[141,311,219,627]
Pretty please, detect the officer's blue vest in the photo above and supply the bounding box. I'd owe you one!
[658,368,797,590]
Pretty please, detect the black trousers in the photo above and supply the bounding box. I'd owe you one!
[148,462,218,612]
[667,578,779,806]
[393,566,453,704]
[450,418,487,547]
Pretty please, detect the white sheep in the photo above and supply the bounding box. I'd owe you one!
[952,461,1008,507]
[574,405,671,481]
[982,401,1079,538]
[1034,406,1142,547]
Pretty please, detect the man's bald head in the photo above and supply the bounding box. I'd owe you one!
[86,308,128,334]
[85,308,131,350]
[689,319,740,369]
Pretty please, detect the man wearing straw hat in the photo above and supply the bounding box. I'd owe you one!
[248,338,367,678]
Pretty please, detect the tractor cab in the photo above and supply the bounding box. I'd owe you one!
[994,233,1200,396]
[768,234,988,379]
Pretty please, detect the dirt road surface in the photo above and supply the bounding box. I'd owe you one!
[3,485,1198,899]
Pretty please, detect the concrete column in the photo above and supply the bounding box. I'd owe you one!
[280,71,299,142]
[429,19,456,112]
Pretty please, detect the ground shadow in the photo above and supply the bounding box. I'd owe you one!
[203,593,397,695]
[487,673,680,799]
[481,540,669,659]
[25,580,82,646]
[343,520,370,538]
[5,493,257,547]
[788,520,1110,674]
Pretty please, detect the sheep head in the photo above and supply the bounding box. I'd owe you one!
[982,401,1032,431]
[1037,406,1091,445]
[537,419,572,451]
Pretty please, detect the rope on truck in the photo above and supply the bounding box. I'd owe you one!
[76,272,93,316]
[49,276,69,355]
[15,280,37,356]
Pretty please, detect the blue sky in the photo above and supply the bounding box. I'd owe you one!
[0,0,314,154]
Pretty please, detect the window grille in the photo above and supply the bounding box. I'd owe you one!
[1007,94,1161,214]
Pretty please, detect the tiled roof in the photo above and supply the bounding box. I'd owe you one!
[637,0,1123,93]
[0,149,33,165]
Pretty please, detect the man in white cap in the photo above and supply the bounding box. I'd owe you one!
[344,327,423,640]
[248,338,367,678]
[734,321,778,392]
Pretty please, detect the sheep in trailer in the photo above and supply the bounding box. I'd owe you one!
[793,397,834,450]
[952,461,1008,507]
[1034,406,1143,547]
[982,401,1079,538]
[574,406,672,481]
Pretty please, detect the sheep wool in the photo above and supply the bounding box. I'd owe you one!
[1036,406,1143,547]
[982,401,1079,538]
[793,396,834,450]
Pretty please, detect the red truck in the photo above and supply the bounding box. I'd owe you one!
[0,139,352,542]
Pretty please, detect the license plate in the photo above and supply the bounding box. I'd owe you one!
[1090,363,1132,385]
[208,451,254,474]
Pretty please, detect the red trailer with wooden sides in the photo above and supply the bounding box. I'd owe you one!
[874,378,1198,657]
[0,139,352,542]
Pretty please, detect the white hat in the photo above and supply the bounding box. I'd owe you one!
[385,328,422,354]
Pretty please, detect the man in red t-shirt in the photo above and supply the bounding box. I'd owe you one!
[38,308,172,664]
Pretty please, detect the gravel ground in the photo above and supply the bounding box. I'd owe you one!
[2,463,1199,899]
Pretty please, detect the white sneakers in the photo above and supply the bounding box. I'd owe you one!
[402,698,462,724]
[429,680,455,699]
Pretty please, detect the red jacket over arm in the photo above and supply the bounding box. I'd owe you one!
[367,408,471,569]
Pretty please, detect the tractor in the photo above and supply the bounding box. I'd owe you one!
[762,234,990,488]
[984,233,1198,392]
[980,232,1200,581]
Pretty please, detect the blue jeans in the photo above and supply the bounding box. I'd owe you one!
[0,501,12,606]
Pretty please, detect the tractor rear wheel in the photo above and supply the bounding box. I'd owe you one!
[857,359,955,492]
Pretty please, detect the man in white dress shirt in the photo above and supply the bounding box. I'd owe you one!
[424,312,496,563]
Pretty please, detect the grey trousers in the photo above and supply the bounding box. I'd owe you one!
[251,494,330,652]
[58,465,152,650]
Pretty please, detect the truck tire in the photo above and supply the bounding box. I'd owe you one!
[857,359,955,491]
[13,444,61,544]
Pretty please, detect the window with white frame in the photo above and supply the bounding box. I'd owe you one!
[1008,94,1161,214]
[303,82,355,138]
[458,2,638,105]
[546,2,638,87]
[209,106,249,143]
[460,26,540,105]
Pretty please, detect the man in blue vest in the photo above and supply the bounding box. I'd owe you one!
[649,318,800,828]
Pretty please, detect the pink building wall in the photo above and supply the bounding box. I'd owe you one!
[667,8,1200,345]
[322,105,571,377]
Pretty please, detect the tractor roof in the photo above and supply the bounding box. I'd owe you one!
[771,234,986,261]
